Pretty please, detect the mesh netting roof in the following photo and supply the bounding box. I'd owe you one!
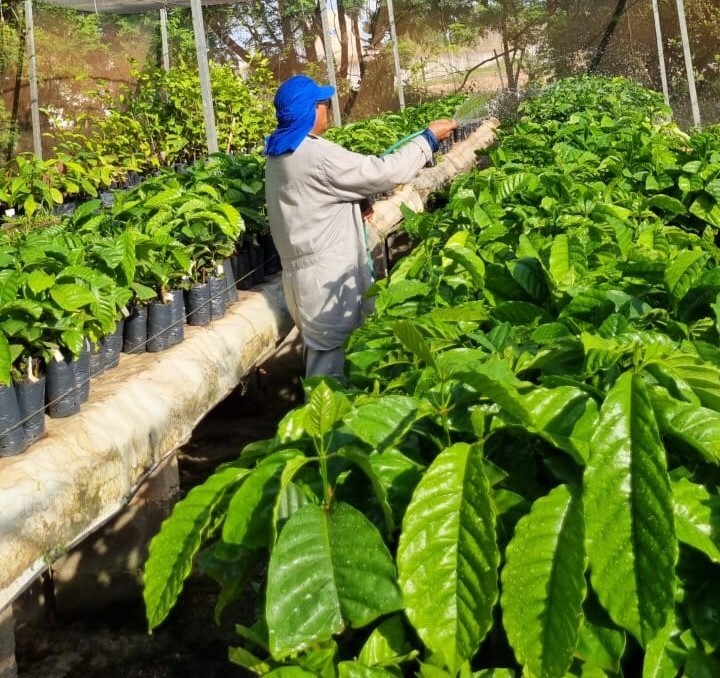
[43,0,236,14]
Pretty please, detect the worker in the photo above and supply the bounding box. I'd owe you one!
[264,74,456,381]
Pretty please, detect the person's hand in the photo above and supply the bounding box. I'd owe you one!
[427,118,457,142]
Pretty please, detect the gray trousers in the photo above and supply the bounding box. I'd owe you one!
[305,345,346,382]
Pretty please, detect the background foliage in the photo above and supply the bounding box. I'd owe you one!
[1,0,719,162]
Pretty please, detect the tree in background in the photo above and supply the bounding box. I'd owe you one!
[472,0,547,91]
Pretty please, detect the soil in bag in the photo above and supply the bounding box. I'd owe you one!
[223,259,237,306]
[74,341,91,403]
[234,249,253,291]
[102,320,125,370]
[89,341,104,377]
[46,355,81,418]
[15,374,46,447]
[0,383,27,456]
[209,276,227,321]
[249,240,266,286]
[124,304,148,354]
[147,298,173,352]
[167,290,185,347]
[186,282,211,326]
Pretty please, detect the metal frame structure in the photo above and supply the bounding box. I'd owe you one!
[674,0,701,127]
[19,0,410,158]
[17,0,706,159]
[651,0,669,105]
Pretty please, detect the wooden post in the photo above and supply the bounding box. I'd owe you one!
[160,8,170,72]
[190,0,218,153]
[674,0,701,127]
[651,0,669,105]
[387,0,405,109]
[24,0,42,158]
[318,0,342,126]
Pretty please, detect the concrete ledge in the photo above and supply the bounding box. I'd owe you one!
[0,280,292,613]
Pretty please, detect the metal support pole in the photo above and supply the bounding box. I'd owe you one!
[160,8,170,72]
[318,0,342,126]
[651,0,669,105]
[387,0,405,109]
[24,0,42,158]
[190,0,218,154]
[674,0,701,127]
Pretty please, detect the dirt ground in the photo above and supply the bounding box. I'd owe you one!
[13,332,305,678]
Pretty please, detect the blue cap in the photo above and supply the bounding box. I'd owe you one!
[265,75,335,156]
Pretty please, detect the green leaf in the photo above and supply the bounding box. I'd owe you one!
[584,371,677,646]
[502,484,586,678]
[392,320,436,369]
[304,381,350,440]
[671,476,720,563]
[343,395,424,451]
[266,666,318,678]
[664,251,708,303]
[0,270,20,306]
[338,661,397,678]
[1,299,42,321]
[144,187,184,208]
[49,283,97,311]
[397,443,498,674]
[222,450,302,550]
[497,171,532,201]
[358,615,414,666]
[61,329,85,357]
[520,386,598,464]
[576,618,626,673]
[143,465,249,630]
[510,258,547,302]
[197,541,257,624]
[690,194,720,228]
[443,243,485,289]
[368,448,424,525]
[50,187,64,204]
[266,502,402,659]
[228,644,272,674]
[549,234,586,291]
[647,194,687,215]
[642,616,684,678]
[493,301,552,325]
[337,447,395,534]
[117,229,137,287]
[23,194,37,217]
[26,270,55,294]
[375,279,432,315]
[650,387,720,464]
[654,353,720,411]
[685,649,720,677]
[421,301,489,323]
[0,333,11,386]
[271,456,313,542]
[685,573,720,652]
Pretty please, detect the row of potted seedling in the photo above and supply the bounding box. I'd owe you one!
[0,237,282,458]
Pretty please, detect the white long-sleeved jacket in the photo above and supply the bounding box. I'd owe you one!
[265,133,433,350]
